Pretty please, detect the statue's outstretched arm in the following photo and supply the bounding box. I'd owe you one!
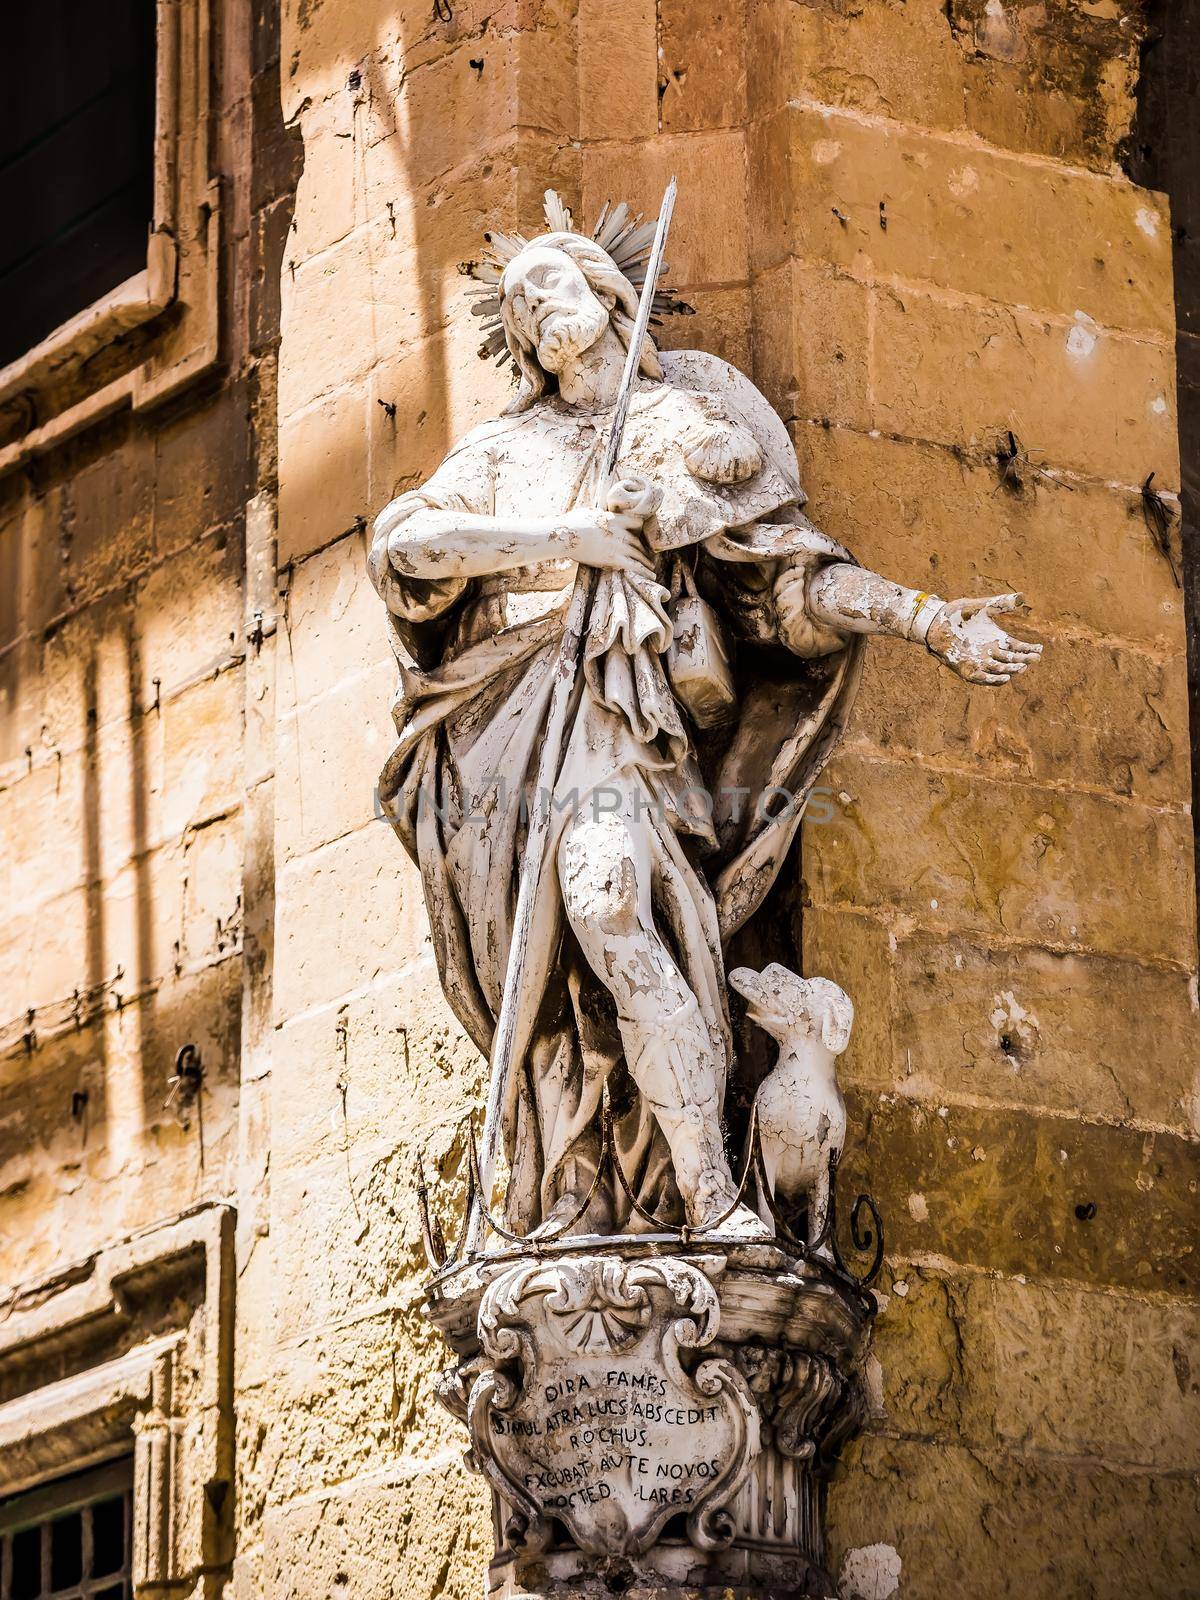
[785,560,1043,687]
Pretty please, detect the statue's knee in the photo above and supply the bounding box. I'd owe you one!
[559,817,640,938]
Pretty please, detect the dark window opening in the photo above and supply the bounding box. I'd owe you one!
[0,1458,133,1600]
[0,0,157,370]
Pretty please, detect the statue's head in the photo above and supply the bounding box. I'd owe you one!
[497,232,662,413]
[469,192,689,414]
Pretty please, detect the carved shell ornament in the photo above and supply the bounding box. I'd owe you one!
[679,413,763,486]
[464,188,693,371]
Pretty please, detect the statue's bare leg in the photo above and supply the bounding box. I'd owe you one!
[558,806,764,1234]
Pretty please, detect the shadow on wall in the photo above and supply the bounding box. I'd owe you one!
[277,1,573,571]
[0,411,248,1288]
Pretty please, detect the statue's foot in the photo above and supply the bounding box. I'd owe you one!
[528,1190,607,1241]
[695,1198,774,1240]
[526,1192,583,1240]
[687,1174,775,1239]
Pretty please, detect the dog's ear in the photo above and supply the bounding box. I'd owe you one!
[818,987,854,1054]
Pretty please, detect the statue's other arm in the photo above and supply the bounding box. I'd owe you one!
[380,499,655,585]
[783,561,1042,686]
[369,436,660,625]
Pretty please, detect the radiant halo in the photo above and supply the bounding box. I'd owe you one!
[463,188,692,370]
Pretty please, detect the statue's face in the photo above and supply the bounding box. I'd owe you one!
[501,245,609,374]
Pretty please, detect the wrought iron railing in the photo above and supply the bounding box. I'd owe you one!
[415,1086,884,1293]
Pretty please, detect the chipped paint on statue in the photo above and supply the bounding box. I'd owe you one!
[367,188,1042,1245]
[370,186,1044,1600]
[731,965,852,1251]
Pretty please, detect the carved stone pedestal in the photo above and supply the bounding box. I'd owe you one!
[427,1240,874,1600]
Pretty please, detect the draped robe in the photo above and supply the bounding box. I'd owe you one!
[368,351,864,1232]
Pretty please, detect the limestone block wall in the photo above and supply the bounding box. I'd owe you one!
[3,1,1192,1598]
[272,2,1197,1596]
[0,0,300,1593]
[753,6,1200,1590]
[0,1,293,1257]
[262,7,539,1591]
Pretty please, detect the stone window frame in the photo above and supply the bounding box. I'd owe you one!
[0,1205,234,1597]
[0,0,222,480]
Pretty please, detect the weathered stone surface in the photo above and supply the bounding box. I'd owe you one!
[160,670,247,835]
[807,908,1199,1134]
[806,753,1197,967]
[2,785,244,1027]
[153,386,255,557]
[891,934,1198,1133]
[362,302,514,510]
[826,1433,1200,1600]
[580,132,749,286]
[33,425,157,615]
[277,388,371,565]
[870,1264,1200,1469]
[261,1457,490,1600]
[284,85,533,330]
[271,955,482,1174]
[751,105,1172,337]
[752,258,871,428]
[658,285,752,374]
[659,0,747,132]
[848,631,1190,806]
[264,1307,465,1505]
[749,0,1149,174]
[980,1275,1200,1467]
[842,1091,1199,1294]
[792,425,1185,651]
[277,539,391,709]
[0,960,243,1286]
[268,1133,452,1344]
[273,824,431,1021]
[801,904,896,1095]
[578,0,657,140]
[947,0,1149,172]
[280,226,398,421]
[275,664,396,858]
[133,529,244,705]
[748,0,966,136]
[871,287,1178,486]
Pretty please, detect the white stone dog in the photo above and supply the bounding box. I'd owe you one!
[728,963,854,1253]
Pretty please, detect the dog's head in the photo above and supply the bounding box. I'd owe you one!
[729,963,854,1055]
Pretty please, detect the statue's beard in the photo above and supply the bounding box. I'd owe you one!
[535,300,608,372]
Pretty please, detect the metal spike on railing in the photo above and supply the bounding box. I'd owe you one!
[414,1155,446,1270]
[414,1094,883,1294]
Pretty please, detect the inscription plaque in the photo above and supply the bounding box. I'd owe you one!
[468,1257,760,1558]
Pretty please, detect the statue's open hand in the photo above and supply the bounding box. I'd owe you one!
[926,593,1043,685]
[559,476,659,579]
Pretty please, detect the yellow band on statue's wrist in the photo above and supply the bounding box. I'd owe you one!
[909,592,945,647]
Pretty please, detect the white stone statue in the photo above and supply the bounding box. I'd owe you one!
[729,964,852,1250]
[368,190,1042,1242]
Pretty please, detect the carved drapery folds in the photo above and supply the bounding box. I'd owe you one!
[360,184,1037,1599]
